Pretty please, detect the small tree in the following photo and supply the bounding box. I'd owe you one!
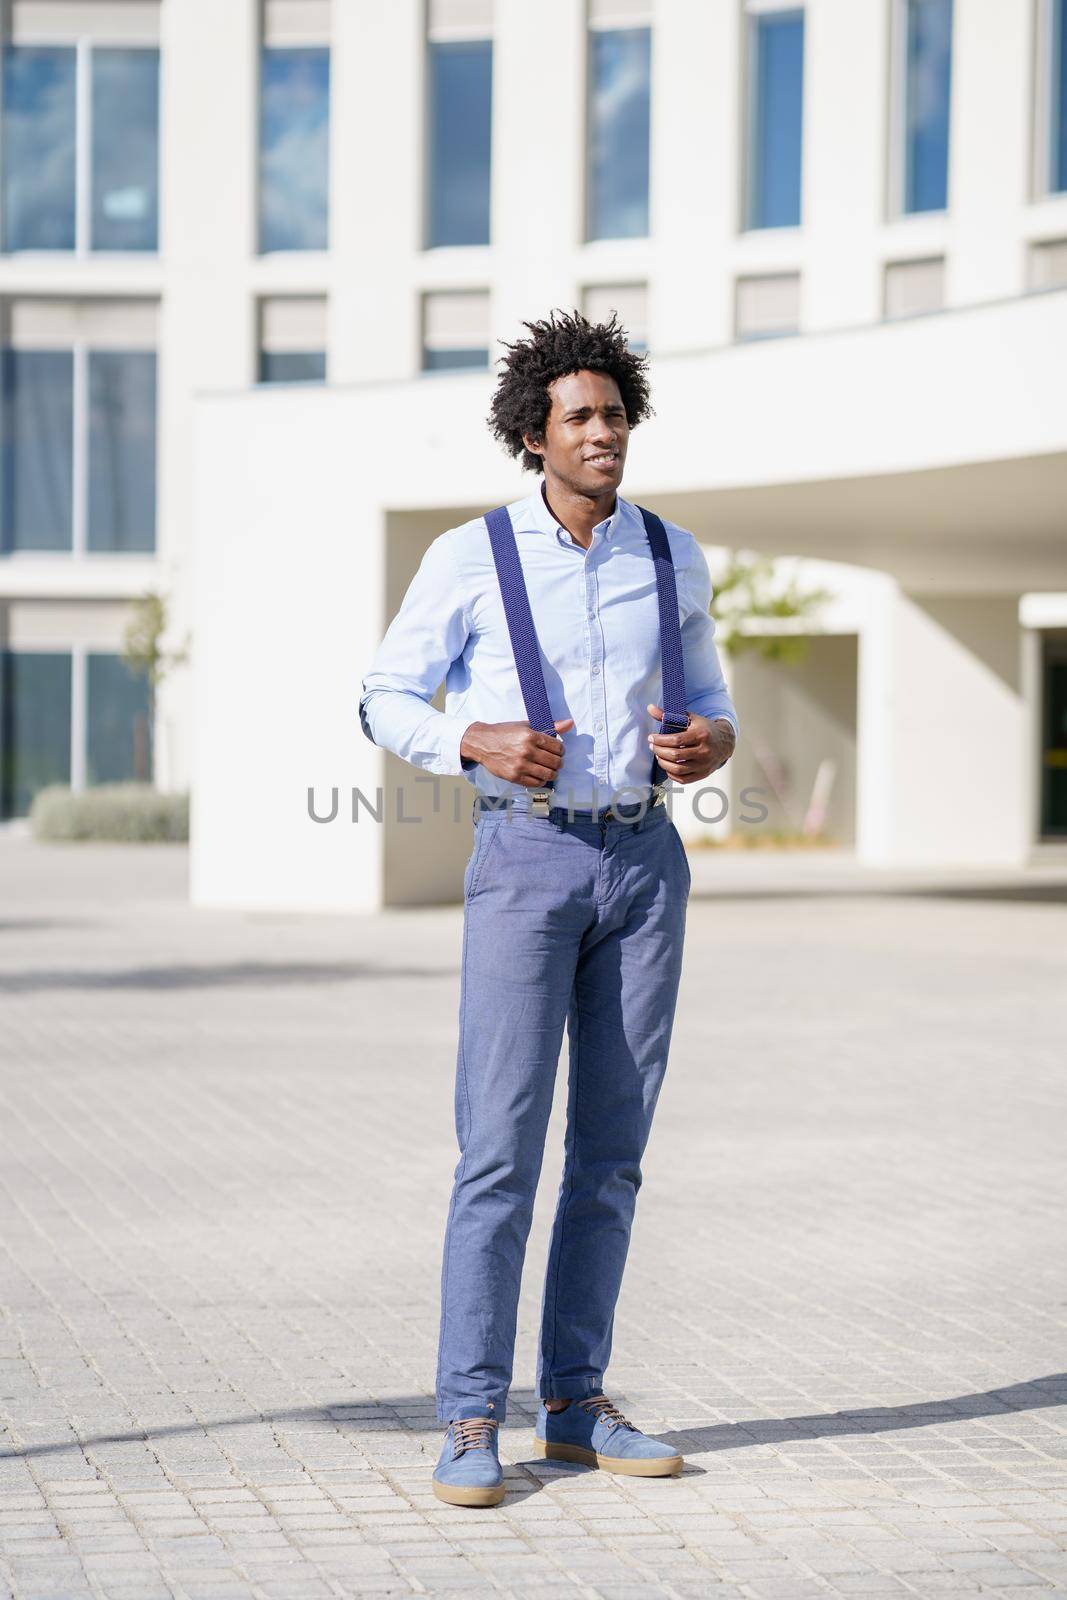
[709,550,833,663]
[121,592,190,783]
[709,551,835,837]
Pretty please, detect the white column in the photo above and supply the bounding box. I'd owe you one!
[330,0,424,383]
[804,0,887,331]
[492,0,585,342]
[947,0,1031,304]
[857,585,1030,867]
[653,0,740,351]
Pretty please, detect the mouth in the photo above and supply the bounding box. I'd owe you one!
[584,452,620,469]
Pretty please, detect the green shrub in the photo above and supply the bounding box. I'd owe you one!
[30,784,189,843]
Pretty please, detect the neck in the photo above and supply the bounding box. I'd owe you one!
[541,472,617,550]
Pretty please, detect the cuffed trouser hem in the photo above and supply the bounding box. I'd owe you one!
[537,1376,603,1401]
[436,1397,509,1427]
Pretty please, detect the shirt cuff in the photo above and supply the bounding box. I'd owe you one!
[437,714,479,777]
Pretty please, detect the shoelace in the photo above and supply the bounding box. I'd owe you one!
[577,1395,637,1432]
[451,1415,498,1457]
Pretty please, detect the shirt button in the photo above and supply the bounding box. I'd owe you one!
[591,666,600,675]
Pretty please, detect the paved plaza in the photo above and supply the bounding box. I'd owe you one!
[1,832,1066,1600]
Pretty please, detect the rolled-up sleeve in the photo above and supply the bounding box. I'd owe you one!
[358,532,475,777]
[681,541,740,740]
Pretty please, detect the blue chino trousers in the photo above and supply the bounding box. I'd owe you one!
[434,798,692,1426]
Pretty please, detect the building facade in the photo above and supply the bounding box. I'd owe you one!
[2,0,1066,904]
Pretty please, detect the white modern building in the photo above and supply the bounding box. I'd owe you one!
[2,0,1066,908]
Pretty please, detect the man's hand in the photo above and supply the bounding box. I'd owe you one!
[646,704,736,783]
[460,718,574,787]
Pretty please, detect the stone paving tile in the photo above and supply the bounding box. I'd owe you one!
[0,839,1066,1599]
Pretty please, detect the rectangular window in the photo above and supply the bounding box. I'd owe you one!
[1,2,160,254]
[735,272,801,341]
[1040,0,1067,193]
[1,299,158,556]
[897,0,953,215]
[0,649,71,818]
[258,296,327,382]
[1028,237,1067,291]
[421,289,490,371]
[1,46,77,250]
[87,651,152,784]
[1,348,75,552]
[583,283,649,351]
[90,48,160,251]
[744,4,805,230]
[259,3,331,253]
[425,1,493,248]
[883,256,945,319]
[587,6,651,241]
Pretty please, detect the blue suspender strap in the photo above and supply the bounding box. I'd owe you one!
[637,506,690,789]
[484,505,558,816]
[483,501,690,814]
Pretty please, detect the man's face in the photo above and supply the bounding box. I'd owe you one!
[524,370,629,496]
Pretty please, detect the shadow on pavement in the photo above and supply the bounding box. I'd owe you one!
[4,1374,1064,1475]
[0,960,458,994]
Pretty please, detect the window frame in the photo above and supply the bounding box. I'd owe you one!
[887,0,954,220]
[740,0,806,235]
[0,31,161,256]
[1034,0,1067,195]
[584,13,653,243]
[422,10,494,251]
[0,642,152,814]
[0,300,160,560]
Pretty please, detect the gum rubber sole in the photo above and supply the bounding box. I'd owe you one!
[432,1476,506,1507]
[533,1437,684,1476]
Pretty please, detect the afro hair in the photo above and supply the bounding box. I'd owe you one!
[487,307,653,474]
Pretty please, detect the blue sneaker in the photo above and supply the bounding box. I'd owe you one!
[534,1394,682,1476]
[432,1402,505,1506]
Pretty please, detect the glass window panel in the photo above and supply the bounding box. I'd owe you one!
[1,349,74,552]
[587,27,651,240]
[0,650,71,819]
[1052,0,1067,192]
[258,349,326,382]
[87,651,152,784]
[91,48,160,251]
[87,350,157,553]
[746,10,804,230]
[2,45,76,251]
[903,0,953,214]
[421,346,489,371]
[426,39,492,247]
[259,46,330,252]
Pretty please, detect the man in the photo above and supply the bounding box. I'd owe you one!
[359,310,738,1507]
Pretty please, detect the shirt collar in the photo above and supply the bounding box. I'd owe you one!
[525,479,628,545]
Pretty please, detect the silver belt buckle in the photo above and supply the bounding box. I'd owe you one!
[530,787,552,819]
[650,785,667,810]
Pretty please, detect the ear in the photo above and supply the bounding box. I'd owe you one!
[521,432,545,461]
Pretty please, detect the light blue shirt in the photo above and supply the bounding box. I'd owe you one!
[358,483,739,809]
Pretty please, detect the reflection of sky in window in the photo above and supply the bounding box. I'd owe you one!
[88,352,157,552]
[2,46,76,250]
[0,350,74,550]
[92,50,159,251]
[588,29,651,241]
[1053,0,1067,191]
[748,12,804,229]
[259,48,330,252]
[0,652,72,818]
[426,41,492,248]
[904,0,952,213]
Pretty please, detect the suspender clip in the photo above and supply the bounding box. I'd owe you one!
[530,788,552,819]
